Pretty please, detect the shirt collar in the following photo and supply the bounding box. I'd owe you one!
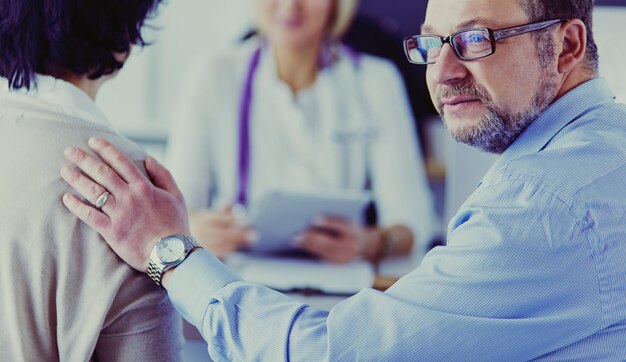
[480,77,616,185]
[0,74,112,129]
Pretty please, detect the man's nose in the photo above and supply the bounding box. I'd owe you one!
[427,44,468,86]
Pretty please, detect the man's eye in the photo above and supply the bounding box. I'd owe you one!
[423,39,440,49]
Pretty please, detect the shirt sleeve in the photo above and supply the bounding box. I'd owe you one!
[168,177,603,361]
[327,178,602,360]
[364,60,439,250]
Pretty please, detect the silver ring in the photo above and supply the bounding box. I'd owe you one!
[95,191,110,209]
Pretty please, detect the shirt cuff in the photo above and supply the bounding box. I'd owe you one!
[167,249,241,330]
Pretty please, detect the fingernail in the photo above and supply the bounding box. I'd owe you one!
[60,164,73,176]
[313,216,326,225]
[64,147,76,158]
[146,156,161,168]
[291,234,304,246]
[88,137,102,147]
[62,193,72,204]
[246,231,259,244]
[148,156,160,165]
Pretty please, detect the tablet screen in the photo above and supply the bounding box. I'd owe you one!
[246,190,371,254]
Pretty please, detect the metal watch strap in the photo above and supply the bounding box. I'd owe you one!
[147,234,200,287]
[147,261,164,287]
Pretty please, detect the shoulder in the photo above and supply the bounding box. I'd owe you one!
[0,99,145,176]
[350,51,402,81]
[485,110,625,221]
[509,103,624,186]
[24,112,144,161]
[0,102,176,342]
[184,38,259,86]
[336,49,406,103]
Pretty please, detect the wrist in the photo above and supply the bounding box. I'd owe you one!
[378,228,394,260]
[377,225,414,261]
[161,267,176,289]
[161,245,203,289]
[147,234,201,287]
[362,228,384,260]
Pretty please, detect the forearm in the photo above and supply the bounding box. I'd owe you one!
[164,226,597,361]
[381,225,414,256]
[362,225,414,261]
[166,249,329,361]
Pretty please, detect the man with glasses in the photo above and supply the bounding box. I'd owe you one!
[59,0,625,360]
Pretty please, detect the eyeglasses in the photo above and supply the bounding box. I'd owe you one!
[403,19,567,65]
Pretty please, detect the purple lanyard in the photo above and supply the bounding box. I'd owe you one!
[235,47,262,208]
[234,45,360,209]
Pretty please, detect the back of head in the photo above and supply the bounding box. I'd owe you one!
[0,0,162,90]
[518,0,598,75]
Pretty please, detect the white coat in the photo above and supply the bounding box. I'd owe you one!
[166,39,439,249]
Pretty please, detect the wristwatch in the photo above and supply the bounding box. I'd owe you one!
[147,234,201,286]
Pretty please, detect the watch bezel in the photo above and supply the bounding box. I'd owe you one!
[155,236,187,266]
[148,234,201,287]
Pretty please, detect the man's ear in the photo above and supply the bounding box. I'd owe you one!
[557,19,587,75]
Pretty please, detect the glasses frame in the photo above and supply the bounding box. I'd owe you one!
[404,19,568,65]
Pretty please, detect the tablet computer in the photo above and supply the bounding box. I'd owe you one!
[245,190,371,254]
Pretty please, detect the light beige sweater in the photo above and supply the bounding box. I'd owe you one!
[0,93,184,360]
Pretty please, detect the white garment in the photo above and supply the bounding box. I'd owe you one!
[166,40,439,250]
[0,75,183,361]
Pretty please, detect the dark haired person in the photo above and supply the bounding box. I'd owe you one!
[0,0,183,360]
[60,0,625,360]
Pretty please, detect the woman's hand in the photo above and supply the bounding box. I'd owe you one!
[60,137,190,273]
[190,205,257,259]
[293,216,382,264]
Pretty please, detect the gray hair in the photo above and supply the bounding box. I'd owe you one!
[518,0,598,73]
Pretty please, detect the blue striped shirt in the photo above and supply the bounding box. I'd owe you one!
[168,77,626,361]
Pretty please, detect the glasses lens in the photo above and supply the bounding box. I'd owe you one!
[453,29,493,60]
[405,36,442,64]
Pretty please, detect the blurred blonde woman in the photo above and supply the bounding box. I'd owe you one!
[166,0,438,263]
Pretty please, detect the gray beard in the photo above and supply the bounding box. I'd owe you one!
[440,71,559,154]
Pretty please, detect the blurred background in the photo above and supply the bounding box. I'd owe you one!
[97,0,626,240]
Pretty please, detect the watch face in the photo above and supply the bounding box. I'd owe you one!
[156,237,186,264]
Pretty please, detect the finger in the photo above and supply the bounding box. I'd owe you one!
[213,225,257,245]
[88,137,146,184]
[145,156,184,201]
[64,146,126,194]
[237,229,259,246]
[201,229,256,252]
[219,204,233,213]
[294,231,337,260]
[62,193,111,232]
[195,210,237,227]
[313,215,355,235]
[60,164,118,212]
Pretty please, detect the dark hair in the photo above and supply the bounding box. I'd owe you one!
[518,0,598,73]
[0,0,162,89]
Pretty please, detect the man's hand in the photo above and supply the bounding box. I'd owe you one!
[293,216,382,263]
[60,137,190,273]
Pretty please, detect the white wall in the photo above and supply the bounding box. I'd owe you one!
[444,141,498,228]
[96,1,252,138]
[594,6,626,103]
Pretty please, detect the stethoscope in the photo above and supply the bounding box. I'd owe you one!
[232,43,377,218]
